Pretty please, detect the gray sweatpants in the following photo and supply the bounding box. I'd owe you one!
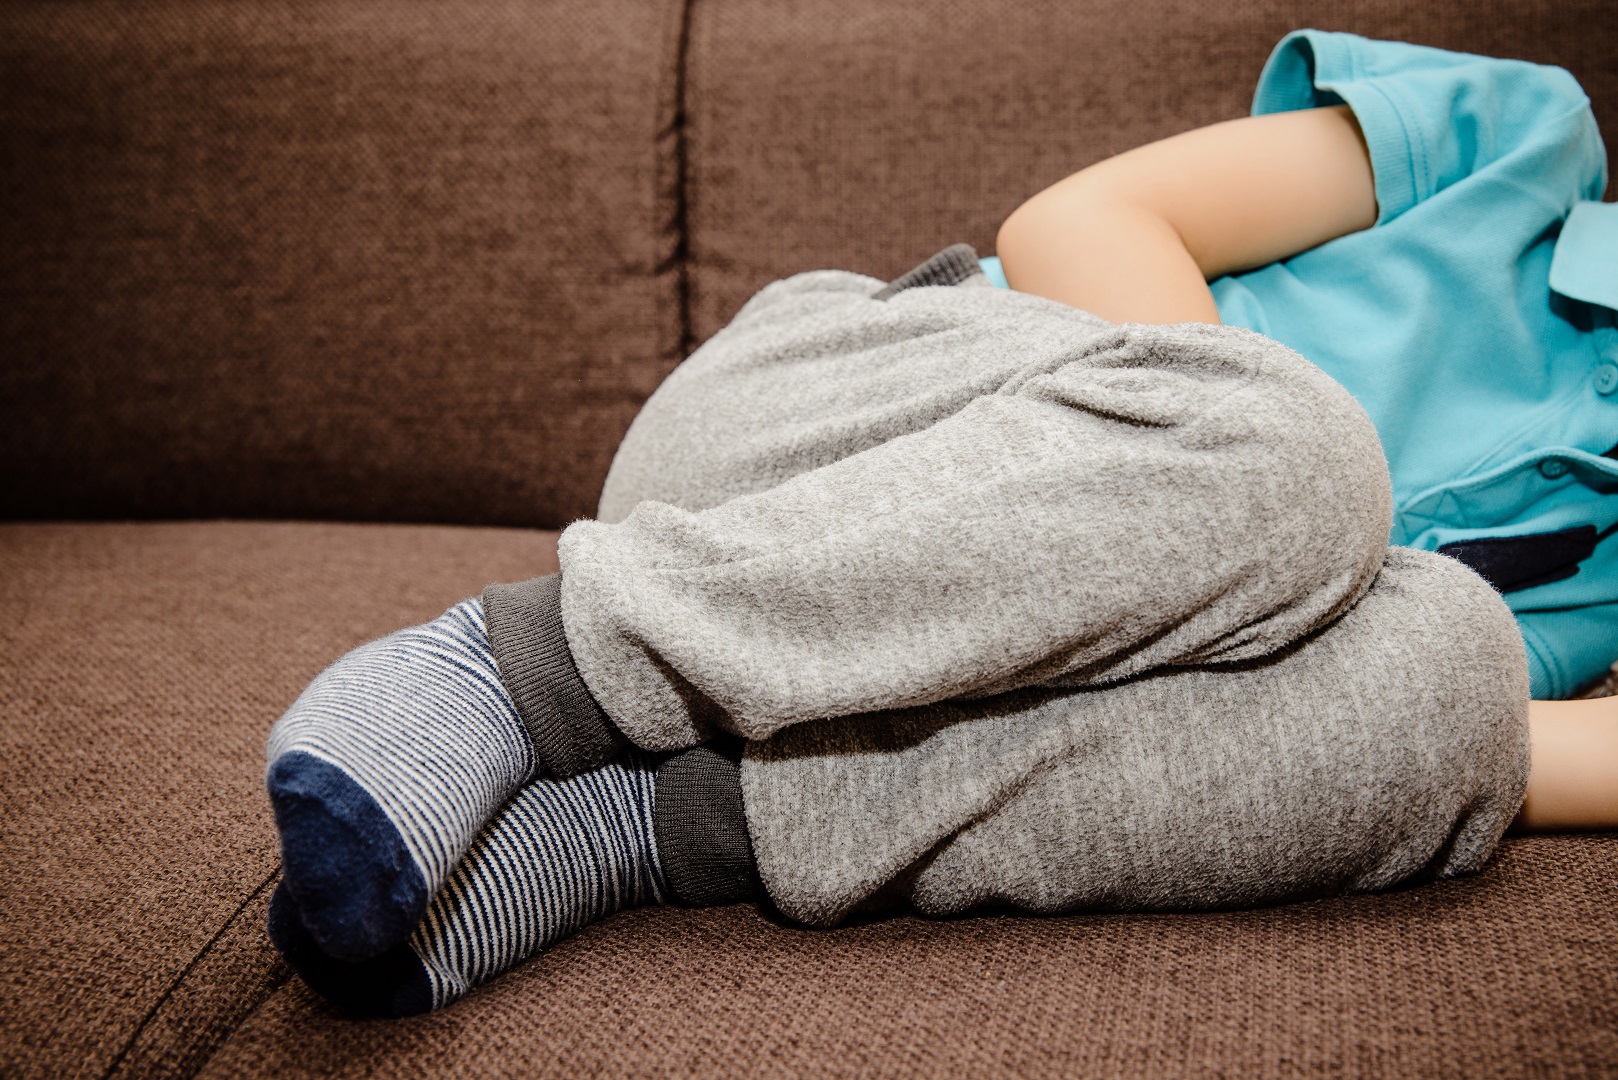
[555,261,1528,921]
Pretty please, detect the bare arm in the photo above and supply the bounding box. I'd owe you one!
[994,105,1378,325]
[996,110,1618,832]
[1515,695,1618,831]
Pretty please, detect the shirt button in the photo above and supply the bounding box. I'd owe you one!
[1596,361,1618,395]
[1539,459,1570,479]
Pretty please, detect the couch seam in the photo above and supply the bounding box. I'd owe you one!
[673,0,695,358]
[100,863,284,1080]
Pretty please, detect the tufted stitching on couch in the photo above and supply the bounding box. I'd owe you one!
[102,867,289,1080]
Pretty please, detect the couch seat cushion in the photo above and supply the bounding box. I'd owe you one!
[3,521,1615,1078]
[0,521,560,1078]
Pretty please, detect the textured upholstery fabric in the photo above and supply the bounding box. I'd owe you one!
[4,531,1616,1078]
[685,0,1618,342]
[0,522,561,1078]
[0,0,685,528]
[213,839,1617,1077]
[5,0,1618,1076]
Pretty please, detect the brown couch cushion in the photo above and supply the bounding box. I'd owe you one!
[0,0,685,529]
[3,522,1616,1077]
[685,0,1618,342]
[205,841,1618,1077]
[0,521,560,1078]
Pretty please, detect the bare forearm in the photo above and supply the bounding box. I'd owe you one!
[1514,695,1618,832]
[994,106,1376,325]
[992,108,1618,835]
[997,197,1222,324]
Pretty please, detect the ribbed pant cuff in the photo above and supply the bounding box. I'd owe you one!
[482,573,622,777]
[654,742,761,906]
[872,242,985,300]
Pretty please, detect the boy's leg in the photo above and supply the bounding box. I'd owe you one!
[273,547,1528,1016]
[258,253,1013,958]
[595,250,1004,525]
[264,247,1391,958]
[662,547,1529,926]
[491,262,1394,757]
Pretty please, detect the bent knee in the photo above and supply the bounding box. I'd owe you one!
[1183,324,1392,553]
[1187,324,1393,625]
[1023,322,1394,644]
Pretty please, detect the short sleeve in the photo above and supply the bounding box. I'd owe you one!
[1250,30,1606,224]
[1520,602,1618,700]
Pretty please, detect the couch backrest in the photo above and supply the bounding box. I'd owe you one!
[1,0,687,528]
[684,0,1618,345]
[4,0,1613,528]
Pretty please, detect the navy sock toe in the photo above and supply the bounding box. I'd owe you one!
[266,751,429,961]
[265,597,537,962]
[268,881,433,1018]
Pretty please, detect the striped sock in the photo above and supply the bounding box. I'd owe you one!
[268,752,667,1017]
[265,597,537,960]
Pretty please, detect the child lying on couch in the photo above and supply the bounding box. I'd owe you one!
[262,30,1618,1016]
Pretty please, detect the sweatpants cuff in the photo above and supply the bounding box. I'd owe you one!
[872,242,986,300]
[653,743,762,906]
[482,573,623,777]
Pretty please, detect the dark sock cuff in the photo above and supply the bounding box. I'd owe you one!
[482,573,623,777]
[653,742,762,906]
[872,242,984,300]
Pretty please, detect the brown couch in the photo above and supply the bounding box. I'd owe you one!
[4,2,1616,1076]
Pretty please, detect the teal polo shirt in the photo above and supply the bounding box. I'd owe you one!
[982,30,1618,698]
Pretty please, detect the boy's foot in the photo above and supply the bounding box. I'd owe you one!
[265,596,538,960]
[268,752,667,1016]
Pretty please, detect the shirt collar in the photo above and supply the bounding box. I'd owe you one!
[1550,200,1618,313]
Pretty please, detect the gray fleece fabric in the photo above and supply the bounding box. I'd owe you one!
[542,252,1527,923]
[566,264,1392,750]
[740,545,1528,926]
